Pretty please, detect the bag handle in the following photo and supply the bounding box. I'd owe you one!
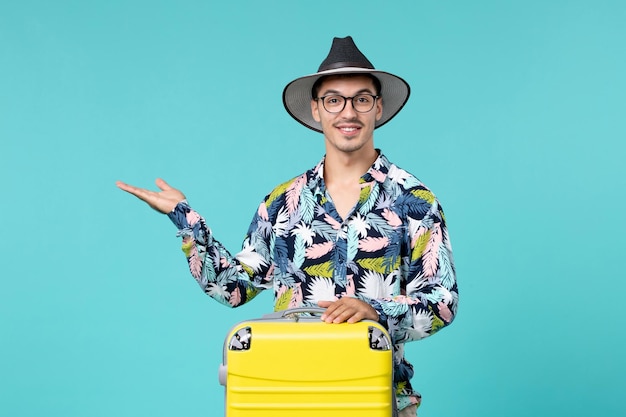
[262,307,326,319]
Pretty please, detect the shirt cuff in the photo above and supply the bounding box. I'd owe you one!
[167,200,191,229]
[369,299,389,329]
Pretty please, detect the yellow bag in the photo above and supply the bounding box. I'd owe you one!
[218,307,394,417]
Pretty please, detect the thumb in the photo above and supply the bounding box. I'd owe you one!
[155,178,172,191]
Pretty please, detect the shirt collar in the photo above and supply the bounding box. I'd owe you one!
[308,149,392,191]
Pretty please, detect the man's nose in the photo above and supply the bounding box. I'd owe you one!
[339,98,358,116]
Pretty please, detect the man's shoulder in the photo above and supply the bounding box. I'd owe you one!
[264,169,314,203]
[380,156,440,205]
[382,158,426,188]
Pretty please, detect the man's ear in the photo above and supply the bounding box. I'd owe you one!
[375,97,383,122]
[311,99,321,122]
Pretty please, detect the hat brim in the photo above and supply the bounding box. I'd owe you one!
[283,67,410,133]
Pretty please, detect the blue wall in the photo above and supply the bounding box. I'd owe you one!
[1,1,624,416]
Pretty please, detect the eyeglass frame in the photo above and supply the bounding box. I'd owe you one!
[315,94,380,114]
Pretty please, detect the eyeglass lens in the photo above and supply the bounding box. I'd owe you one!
[322,94,376,113]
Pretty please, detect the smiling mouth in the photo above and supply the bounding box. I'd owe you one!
[336,124,362,135]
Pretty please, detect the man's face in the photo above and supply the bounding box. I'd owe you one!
[311,75,383,155]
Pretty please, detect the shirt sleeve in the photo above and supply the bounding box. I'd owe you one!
[369,198,458,344]
[167,201,274,308]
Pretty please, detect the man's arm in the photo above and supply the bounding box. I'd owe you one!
[116,179,273,307]
[167,201,274,307]
[372,200,458,344]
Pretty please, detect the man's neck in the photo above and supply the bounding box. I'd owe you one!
[321,146,378,220]
[323,146,378,187]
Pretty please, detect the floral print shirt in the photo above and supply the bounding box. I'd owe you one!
[167,151,458,409]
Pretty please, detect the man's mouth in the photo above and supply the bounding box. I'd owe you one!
[336,124,362,135]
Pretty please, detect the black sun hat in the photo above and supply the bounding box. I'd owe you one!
[282,36,411,133]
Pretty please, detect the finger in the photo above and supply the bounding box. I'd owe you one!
[334,307,360,323]
[116,180,143,196]
[115,180,132,191]
[348,303,378,323]
[331,299,373,323]
[346,310,365,323]
[317,300,333,321]
[325,304,352,323]
[155,178,172,191]
[116,181,156,202]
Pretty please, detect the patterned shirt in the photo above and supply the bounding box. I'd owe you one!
[167,151,457,410]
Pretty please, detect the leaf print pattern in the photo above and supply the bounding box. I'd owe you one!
[286,174,306,214]
[229,287,242,307]
[274,286,292,312]
[349,212,371,238]
[358,181,379,215]
[422,223,442,278]
[303,261,333,278]
[406,309,433,340]
[411,227,431,262]
[382,208,402,229]
[358,236,390,252]
[166,151,457,407]
[292,234,306,269]
[437,301,453,323]
[291,222,315,246]
[346,226,359,261]
[289,282,303,308]
[359,270,395,299]
[273,206,290,237]
[188,249,202,279]
[236,240,269,272]
[305,242,334,259]
[305,276,337,303]
[186,210,201,226]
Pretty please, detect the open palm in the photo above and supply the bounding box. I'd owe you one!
[116,178,186,214]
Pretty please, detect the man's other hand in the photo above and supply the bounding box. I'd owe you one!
[318,298,379,324]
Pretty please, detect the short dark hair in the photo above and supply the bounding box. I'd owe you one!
[311,73,382,99]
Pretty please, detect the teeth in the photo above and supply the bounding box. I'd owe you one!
[341,128,356,131]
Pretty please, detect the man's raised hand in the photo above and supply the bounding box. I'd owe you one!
[116,178,186,214]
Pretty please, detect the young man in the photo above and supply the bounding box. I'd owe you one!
[117,36,457,417]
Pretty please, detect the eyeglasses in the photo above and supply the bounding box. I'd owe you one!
[317,94,379,113]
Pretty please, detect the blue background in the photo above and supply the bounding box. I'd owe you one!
[1,1,624,416]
